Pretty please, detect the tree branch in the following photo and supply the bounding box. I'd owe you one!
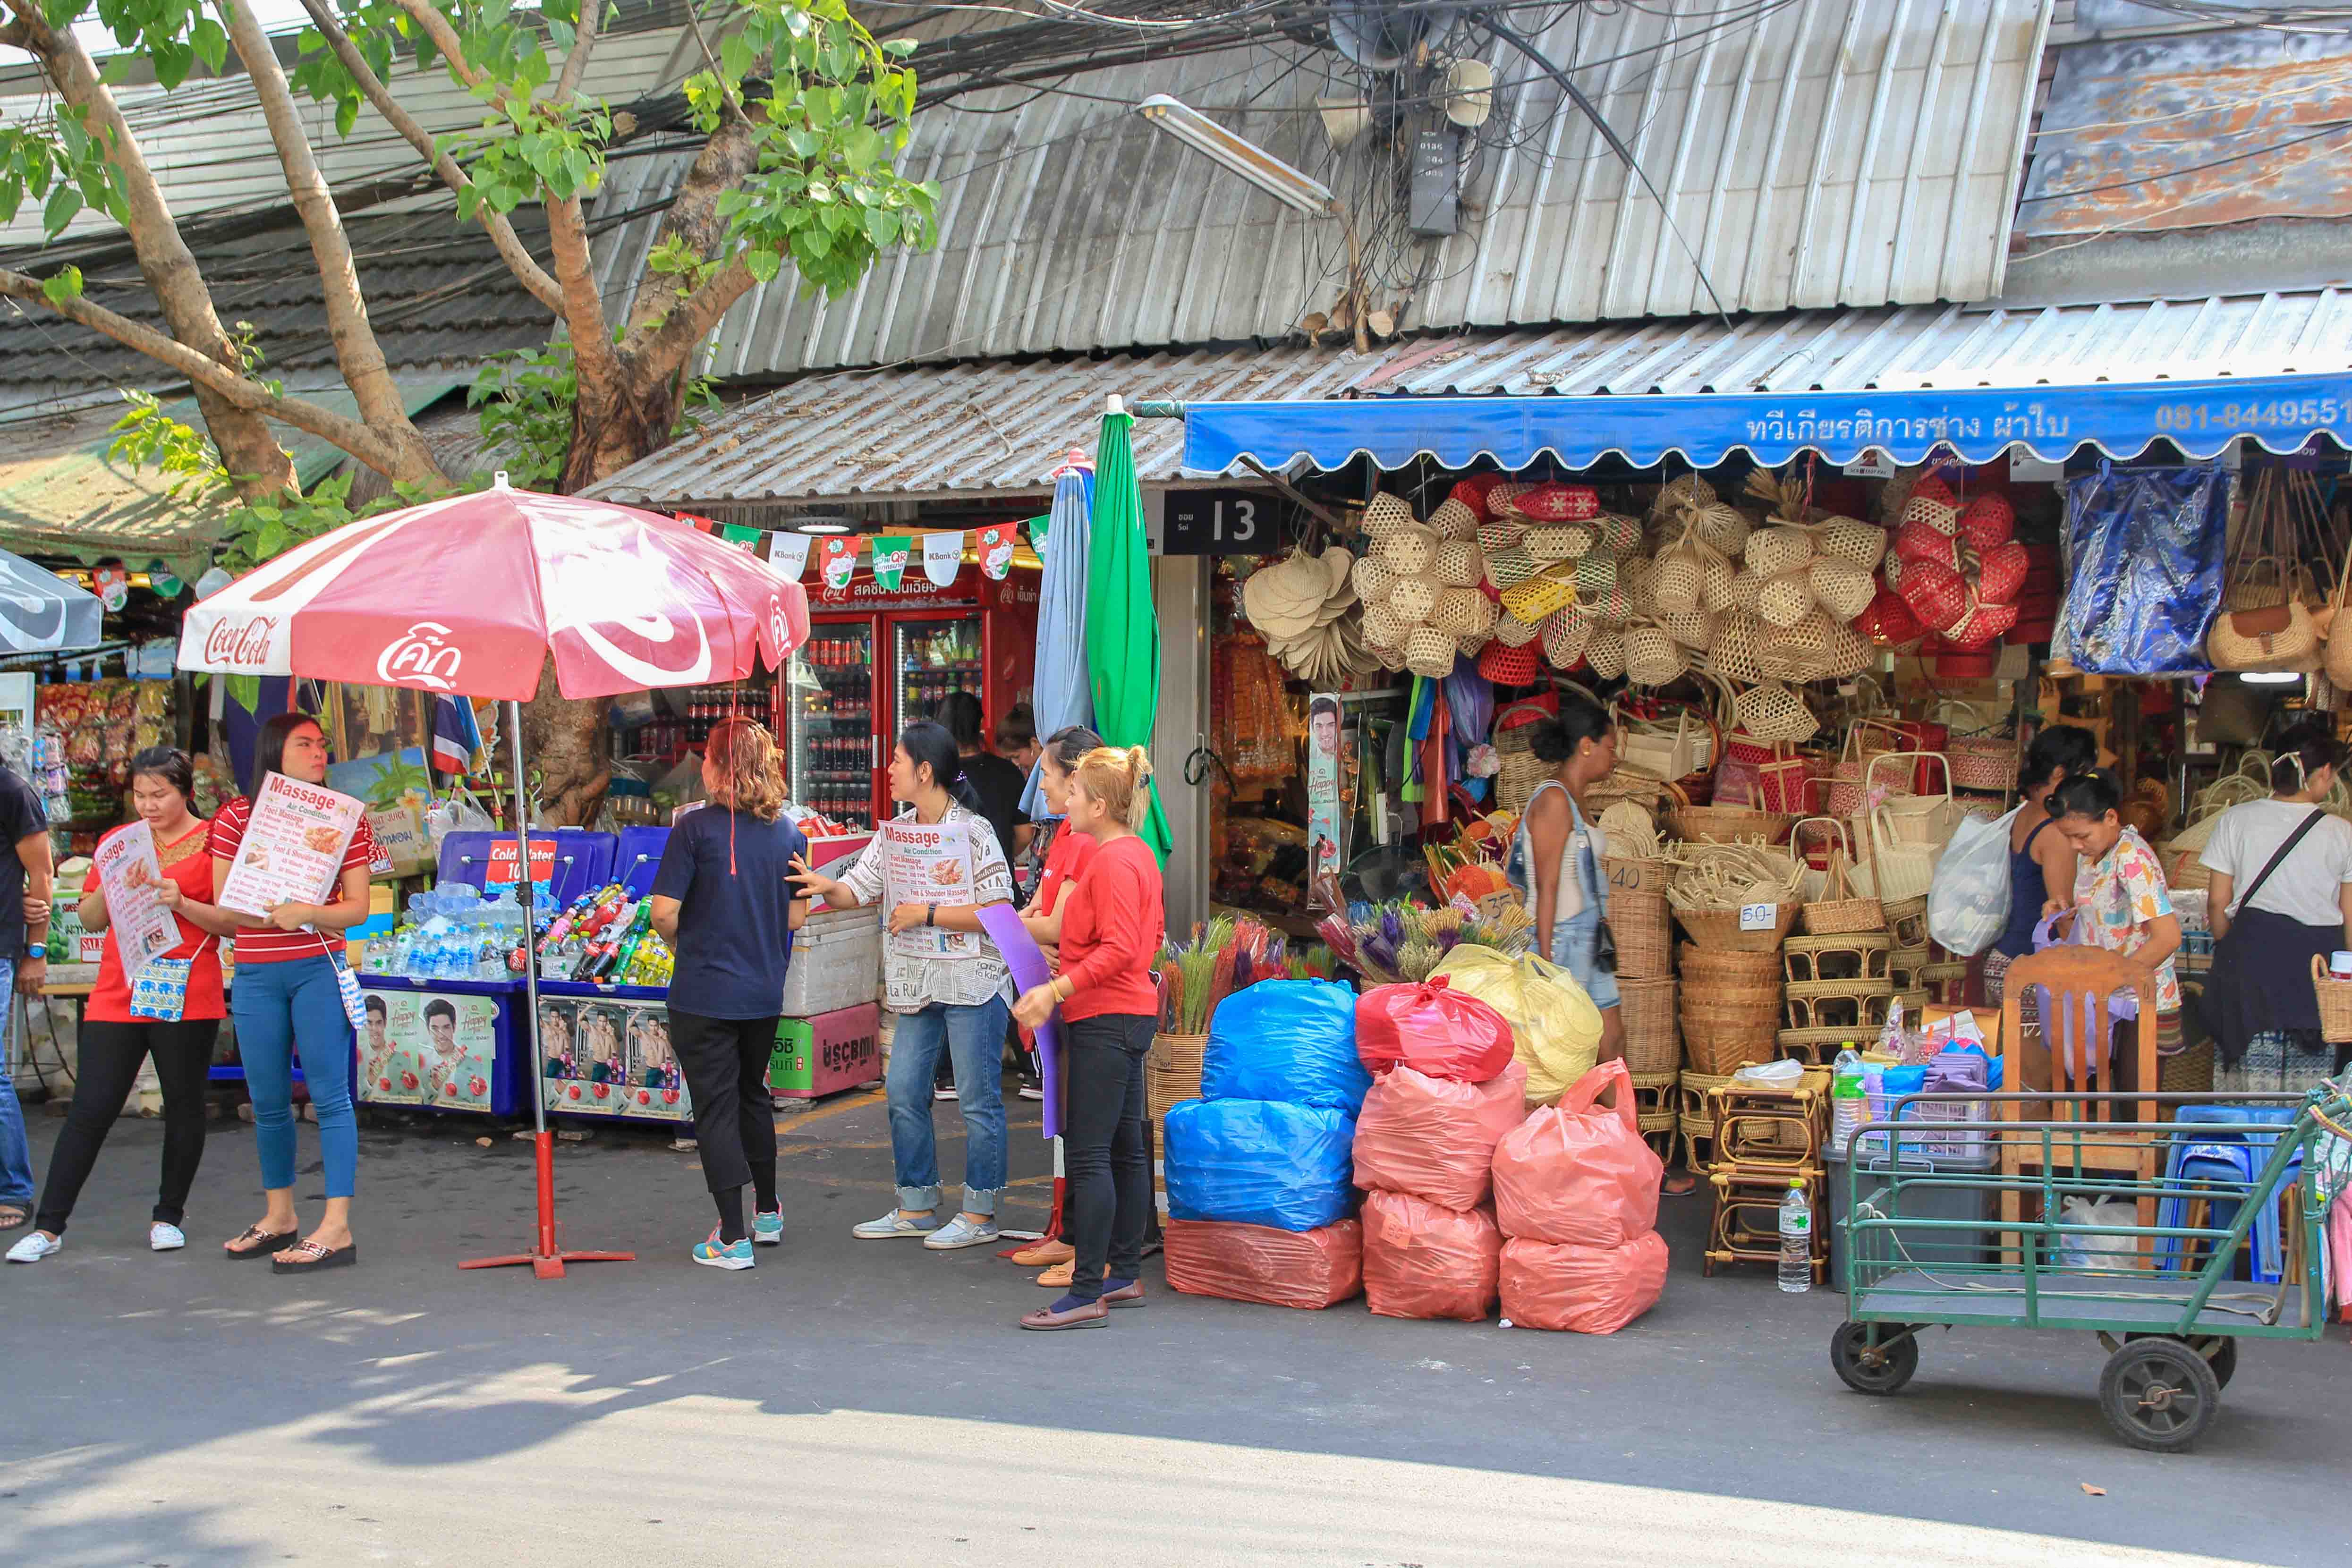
[290,0,562,314]
[391,0,489,95]
[215,0,442,485]
[3,0,297,499]
[545,195,621,388]
[625,255,756,385]
[556,0,601,103]
[0,267,422,480]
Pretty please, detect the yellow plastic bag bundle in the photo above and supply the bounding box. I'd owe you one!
[1428,946,1602,1106]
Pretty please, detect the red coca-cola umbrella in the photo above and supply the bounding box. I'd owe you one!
[180,475,807,696]
[178,476,811,1280]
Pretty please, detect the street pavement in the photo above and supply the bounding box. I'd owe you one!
[0,1091,2344,1567]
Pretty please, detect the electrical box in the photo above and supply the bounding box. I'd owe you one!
[1408,127,1460,236]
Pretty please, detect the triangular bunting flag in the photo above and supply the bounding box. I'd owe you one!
[871,535,911,591]
[975,524,1015,580]
[922,532,963,586]
[721,524,762,551]
[819,535,859,592]
[766,532,814,578]
[1023,512,1051,556]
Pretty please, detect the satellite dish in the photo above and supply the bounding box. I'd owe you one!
[1442,58,1494,128]
[1327,0,1457,72]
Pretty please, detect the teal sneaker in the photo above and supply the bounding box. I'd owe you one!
[691,1229,755,1271]
[751,1209,784,1247]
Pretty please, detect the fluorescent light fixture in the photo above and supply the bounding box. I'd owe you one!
[1137,94,1336,216]
[2240,670,2304,685]
[796,521,852,535]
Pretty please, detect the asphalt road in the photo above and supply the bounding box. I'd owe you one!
[0,1092,2344,1567]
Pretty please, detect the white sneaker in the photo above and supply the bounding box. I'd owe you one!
[150,1222,187,1252]
[6,1232,60,1263]
[922,1213,1001,1251]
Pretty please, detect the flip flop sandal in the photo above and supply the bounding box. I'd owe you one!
[0,1205,28,1232]
[225,1225,298,1258]
[271,1239,357,1274]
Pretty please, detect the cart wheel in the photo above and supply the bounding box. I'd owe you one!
[2125,1333,2237,1391]
[1831,1321,1918,1396]
[2099,1337,2220,1452]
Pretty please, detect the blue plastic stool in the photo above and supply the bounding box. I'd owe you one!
[2158,1106,2302,1282]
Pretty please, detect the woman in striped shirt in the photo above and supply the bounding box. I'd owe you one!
[211,713,378,1272]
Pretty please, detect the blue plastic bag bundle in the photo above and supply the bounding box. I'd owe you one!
[1164,1098,1359,1232]
[2053,462,2227,675]
[1200,979,1369,1112]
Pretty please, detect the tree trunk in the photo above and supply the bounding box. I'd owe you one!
[520,663,610,830]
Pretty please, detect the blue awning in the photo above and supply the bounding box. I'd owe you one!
[1181,372,2352,475]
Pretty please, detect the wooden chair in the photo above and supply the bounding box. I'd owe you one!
[1993,945,2161,1263]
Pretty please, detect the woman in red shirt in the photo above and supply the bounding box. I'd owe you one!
[7,749,227,1264]
[210,713,377,1272]
[1012,745,1165,1330]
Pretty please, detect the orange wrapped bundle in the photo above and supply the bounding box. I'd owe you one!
[1491,1060,1662,1248]
[1352,1060,1527,1211]
[1163,1218,1362,1310]
[1499,1231,1668,1334]
[1361,1191,1502,1322]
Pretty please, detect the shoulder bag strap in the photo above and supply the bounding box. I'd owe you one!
[2233,807,2328,915]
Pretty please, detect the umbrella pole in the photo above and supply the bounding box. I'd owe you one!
[459,699,635,1279]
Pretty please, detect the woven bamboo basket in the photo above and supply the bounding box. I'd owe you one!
[1800,849,1884,935]
[2158,1039,2216,1093]
[1668,804,1793,844]
[1675,942,1783,982]
[1617,975,1680,1075]
[1148,1032,1208,1085]
[1680,1018,1779,1076]
[1612,889,1673,978]
[1881,895,1929,949]
[2312,955,2352,1043]
[1677,901,1799,953]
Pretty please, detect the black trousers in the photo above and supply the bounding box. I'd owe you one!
[36,1018,219,1235]
[669,1010,780,1198]
[1061,1012,1154,1302]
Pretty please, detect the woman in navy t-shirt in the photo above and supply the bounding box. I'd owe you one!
[650,718,808,1271]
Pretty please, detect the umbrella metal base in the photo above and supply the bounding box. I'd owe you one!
[458,1131,634,1279]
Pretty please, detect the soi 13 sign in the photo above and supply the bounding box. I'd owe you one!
[1161,489,1286,556]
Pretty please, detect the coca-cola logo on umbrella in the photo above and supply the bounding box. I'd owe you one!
[540,514,713,688]
[376,621,465,691]
[203,615,280,669]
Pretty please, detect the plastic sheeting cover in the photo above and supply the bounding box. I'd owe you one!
[1201,978,1370,1111]
[1164,1097,1358,1232]
[2052,463,2228,676]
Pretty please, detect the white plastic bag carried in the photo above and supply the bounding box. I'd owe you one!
[1927,805,2019,958]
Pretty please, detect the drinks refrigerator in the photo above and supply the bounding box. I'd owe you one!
[778,580,1035,827]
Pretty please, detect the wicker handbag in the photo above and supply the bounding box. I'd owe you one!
[1865,751,1964,850]
[2208,599,2320,673]
[1733,681,1818,745]
[2328,545,2352,687]
[1801,848,1885,936]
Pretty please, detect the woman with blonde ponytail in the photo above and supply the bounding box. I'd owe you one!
[1011,746,1166,1330]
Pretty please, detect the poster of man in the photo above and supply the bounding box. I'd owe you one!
[1305,693,1347,913]
[359,990,498,1110]
[543,1002,630,1117]
[622,1008,690,1122]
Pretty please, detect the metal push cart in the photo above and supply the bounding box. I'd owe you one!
[1831,1086,2350,1451]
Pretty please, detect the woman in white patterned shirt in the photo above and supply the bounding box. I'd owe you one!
[792,721,1016,1253]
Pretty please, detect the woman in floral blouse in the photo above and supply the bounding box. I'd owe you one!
[2046,770,2183,1070]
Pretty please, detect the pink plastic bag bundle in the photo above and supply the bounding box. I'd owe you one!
[1491,1059,1663,1248]
[1352,1060,1528,1211]
[1360,1190,1502,1322]
[1354,980,1517,1082]
[1499,1231,1668,1334]
[1163,1218,1363,1310]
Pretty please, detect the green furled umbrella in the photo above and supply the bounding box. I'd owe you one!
[1085,401,1173,859]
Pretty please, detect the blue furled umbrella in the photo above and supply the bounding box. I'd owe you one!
[0,548,103,655]
[1020,465,1094,819]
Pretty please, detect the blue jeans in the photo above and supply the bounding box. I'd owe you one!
[234,955,357,1198]
[884,997,1008,1215]
[0,965,31,1208]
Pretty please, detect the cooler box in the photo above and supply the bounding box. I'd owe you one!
[438,829,615,904]
[780,905,882,1016]
[769,1002,881,1099]
[1828,1127,1997,1292]
[613,825,671,896]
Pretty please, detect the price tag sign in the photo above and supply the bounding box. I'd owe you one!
[1738,902,1775,932]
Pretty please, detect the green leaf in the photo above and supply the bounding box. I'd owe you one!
[41,265,82,306]
[864,206,897,246]
[744,246,781,283]
[191,17,228,73]
[41,183,80,237]
[335,93,359,139]
[721,35,755,83]
[841,125,883,173]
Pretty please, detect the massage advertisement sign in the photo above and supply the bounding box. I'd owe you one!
[217,772,364,916]
[879,817,979,983]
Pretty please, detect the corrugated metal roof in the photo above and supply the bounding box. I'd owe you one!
[2017,25,2352,240]
[0,208,555,415]
[593,1,2051,379]
[0,25,700,248]
[588,287,2352,506]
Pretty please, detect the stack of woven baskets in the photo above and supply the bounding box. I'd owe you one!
[1605,827,1680,1155]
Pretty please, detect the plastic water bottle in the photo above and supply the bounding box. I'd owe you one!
[1778,1179,1813,1293]
[1831,1047,1866,1155]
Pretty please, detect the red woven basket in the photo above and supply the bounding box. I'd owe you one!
[1477,640,1540,686]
